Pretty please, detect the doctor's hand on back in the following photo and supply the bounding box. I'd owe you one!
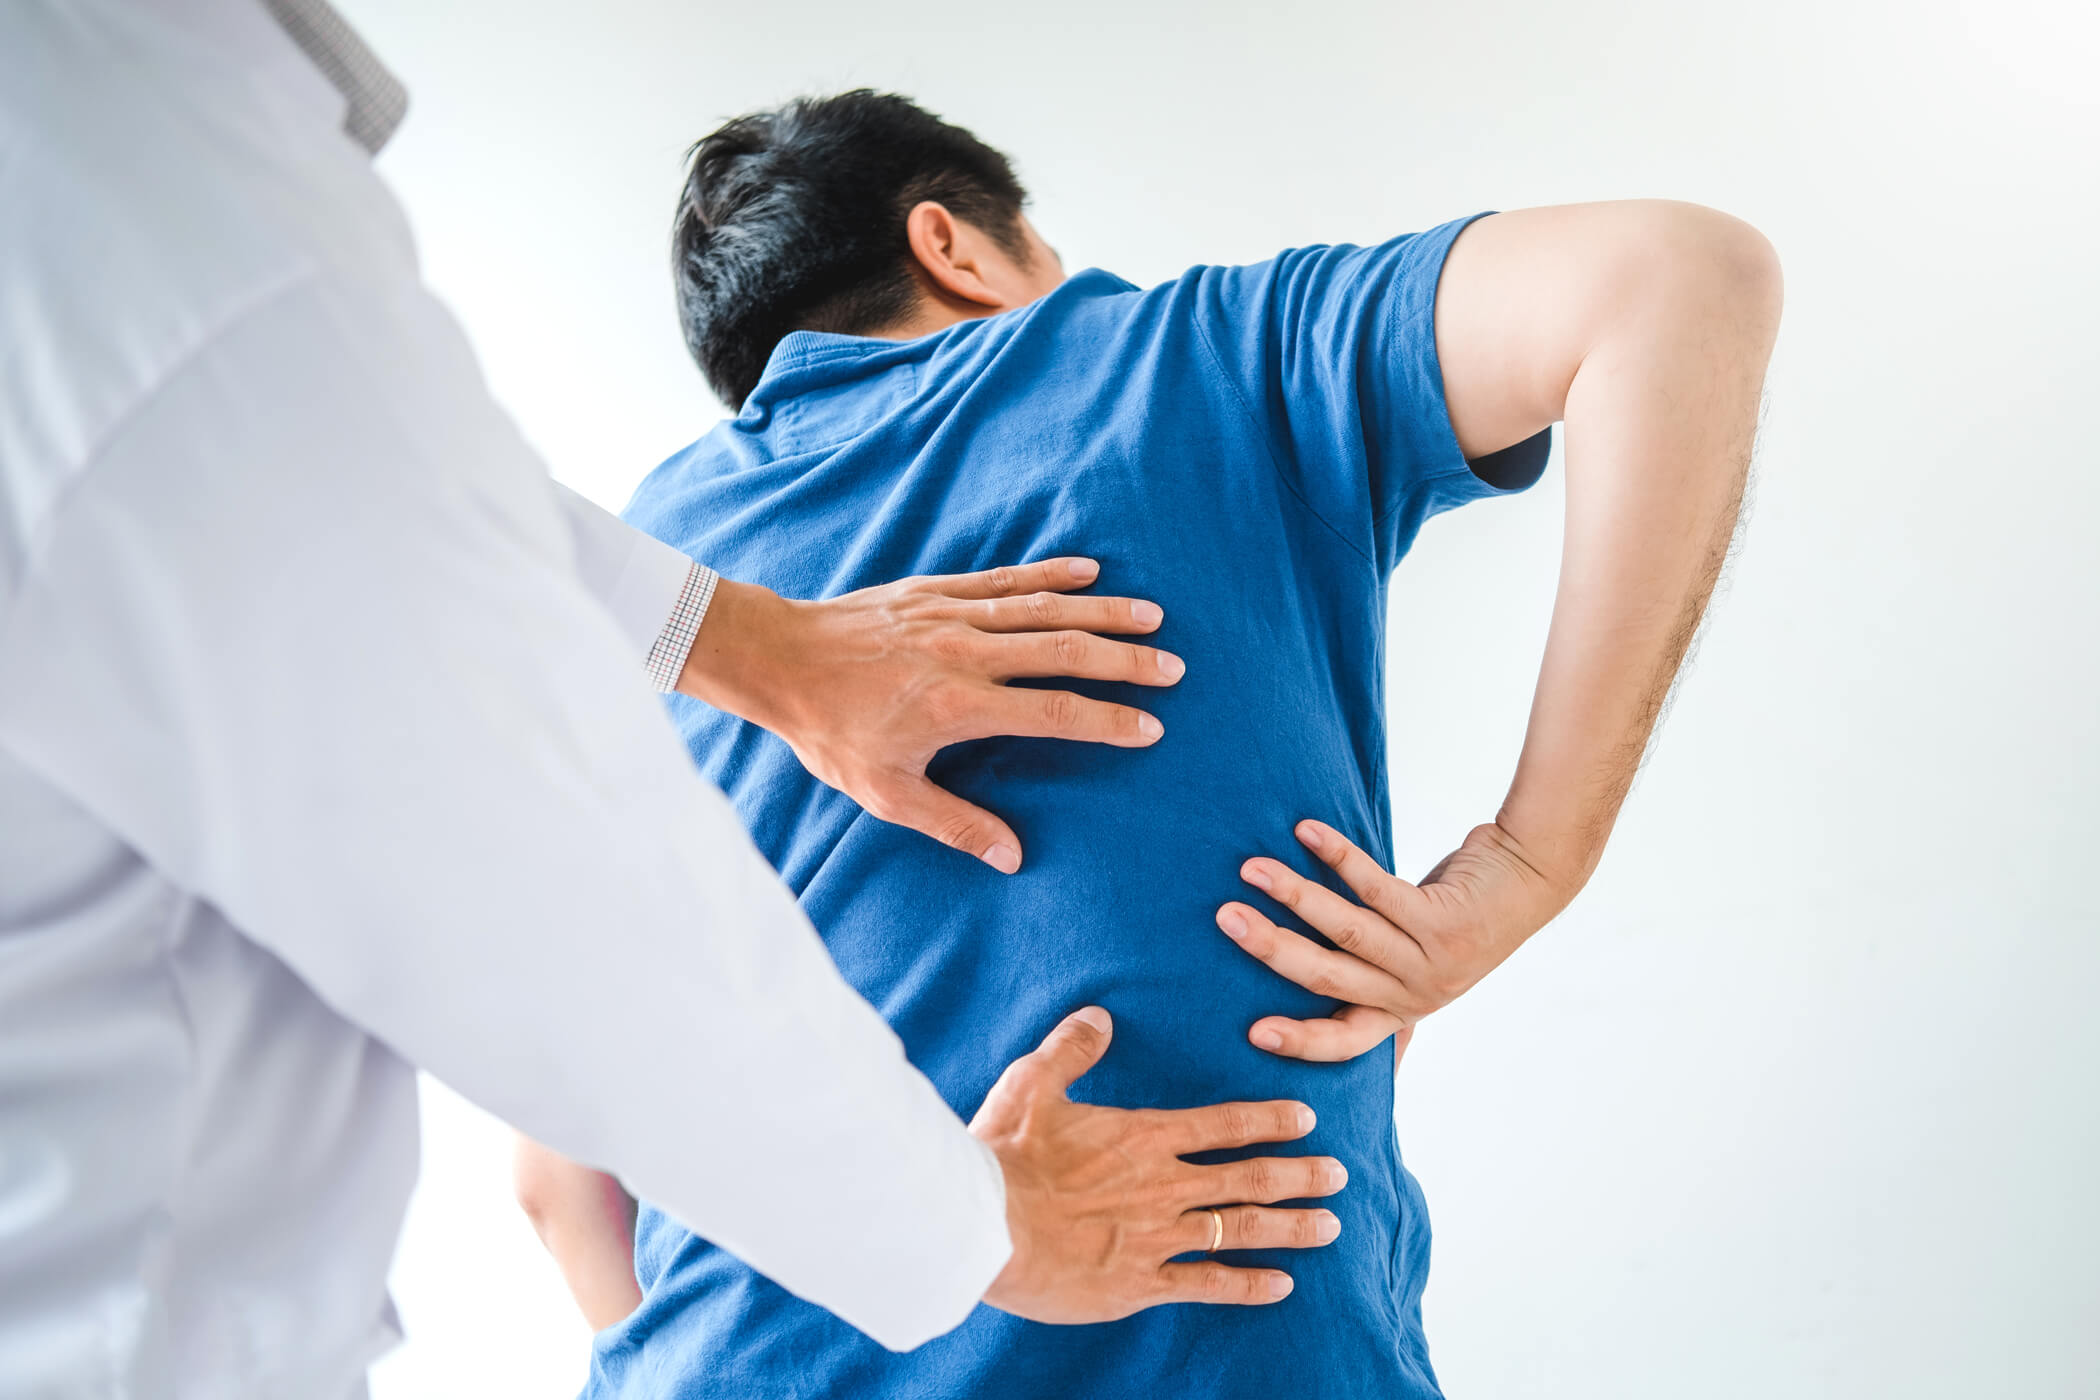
[676,555,1183,874]
[518,1003,1346,1331]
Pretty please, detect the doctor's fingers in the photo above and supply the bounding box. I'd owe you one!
[1215,902,1424,1014]
[963,685,1164,748]
[961,591,1167,637]
[1136,1099,1316,1156]
[1152,1261,1299,1305]
[1174,1153,1347,1209]
[1245,1005,1410,1064]
[974,630,1185,688]
[1174,1204,1342,1255]
[861,774,1023,874]
[920,557,1106,599]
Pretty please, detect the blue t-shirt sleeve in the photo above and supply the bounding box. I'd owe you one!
[1188,213,1550,575]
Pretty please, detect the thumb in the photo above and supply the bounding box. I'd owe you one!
[875,775,1023,874]
[1021,1006,1114,1094]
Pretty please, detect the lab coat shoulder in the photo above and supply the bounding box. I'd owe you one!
[0,0,380,573]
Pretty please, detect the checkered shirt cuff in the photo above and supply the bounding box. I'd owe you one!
[643,561,720,693]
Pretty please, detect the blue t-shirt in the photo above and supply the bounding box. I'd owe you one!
[594,214,1548,1400]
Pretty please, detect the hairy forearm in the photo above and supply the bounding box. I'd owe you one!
[513,1136,643,1331]
[1498,220,1780,889]
[1208,205,1783,1060]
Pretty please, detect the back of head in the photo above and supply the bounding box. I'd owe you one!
[671,90,1029,409]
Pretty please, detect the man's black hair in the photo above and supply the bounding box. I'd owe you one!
[671,90,1030,409]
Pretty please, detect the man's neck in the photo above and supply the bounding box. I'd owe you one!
[864,300,1003,343]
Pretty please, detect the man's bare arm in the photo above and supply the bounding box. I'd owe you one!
[513,1137,643,1331]
[1216,201,1783,1059]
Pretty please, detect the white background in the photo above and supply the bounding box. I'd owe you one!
[342,1,2100,1395]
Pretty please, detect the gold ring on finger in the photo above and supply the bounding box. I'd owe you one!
[1206,1207,1224,1254]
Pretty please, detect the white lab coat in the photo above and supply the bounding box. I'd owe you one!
[0,1,1009,1395]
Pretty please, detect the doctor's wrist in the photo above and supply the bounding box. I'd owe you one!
[673,577,807,732]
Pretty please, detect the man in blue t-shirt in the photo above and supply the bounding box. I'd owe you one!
[517,92,1780,1397]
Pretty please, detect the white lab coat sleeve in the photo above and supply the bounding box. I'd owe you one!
[553,482,701,665]
[0,265,1011,1351]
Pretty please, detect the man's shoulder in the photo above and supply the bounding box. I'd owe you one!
[620,431,743,539]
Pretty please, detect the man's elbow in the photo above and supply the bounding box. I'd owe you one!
[1634,201,1784,344]
[512,1134,574,1240]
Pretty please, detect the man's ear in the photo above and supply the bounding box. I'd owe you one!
[903,201,1006,310]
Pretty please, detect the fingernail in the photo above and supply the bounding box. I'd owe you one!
[1219,910,1248,941]
[1156,651,1186,680]
[1243,865,1272,892]
[1295,1104,1317,1133]
[983,843,1021,874]
[1253,1027,1284,1052]
[1073,1005,1111,1034]
[1267,1273,1294,1299]
[1068,559,1099,581]
[1132,601,1164,627]
[1138,713,1164,740]
[1325,1161,1349,1190]
[1296,822,1326,853]
[1315,1211,1341,1243]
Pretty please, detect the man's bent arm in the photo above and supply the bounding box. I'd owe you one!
[1441,201,1780,884]
[514,1139,644,1332]
[1219,201,1782,1058]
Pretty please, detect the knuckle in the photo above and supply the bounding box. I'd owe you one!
[929,810,984,851]
[1244,1159,1280,1199]
[1051,630,1088,668]
[1042,689,1082,731]
[923,680,972,731]
[1216,1103,1254,1144]
[1363,875,1406,916]
[1026,591,1063,626]
[928,627,974,665]
[1202,1265,1234,1301]
[1125,1110,1164,1150]
[1303,965,1344,999]
[986,565,1019,595]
